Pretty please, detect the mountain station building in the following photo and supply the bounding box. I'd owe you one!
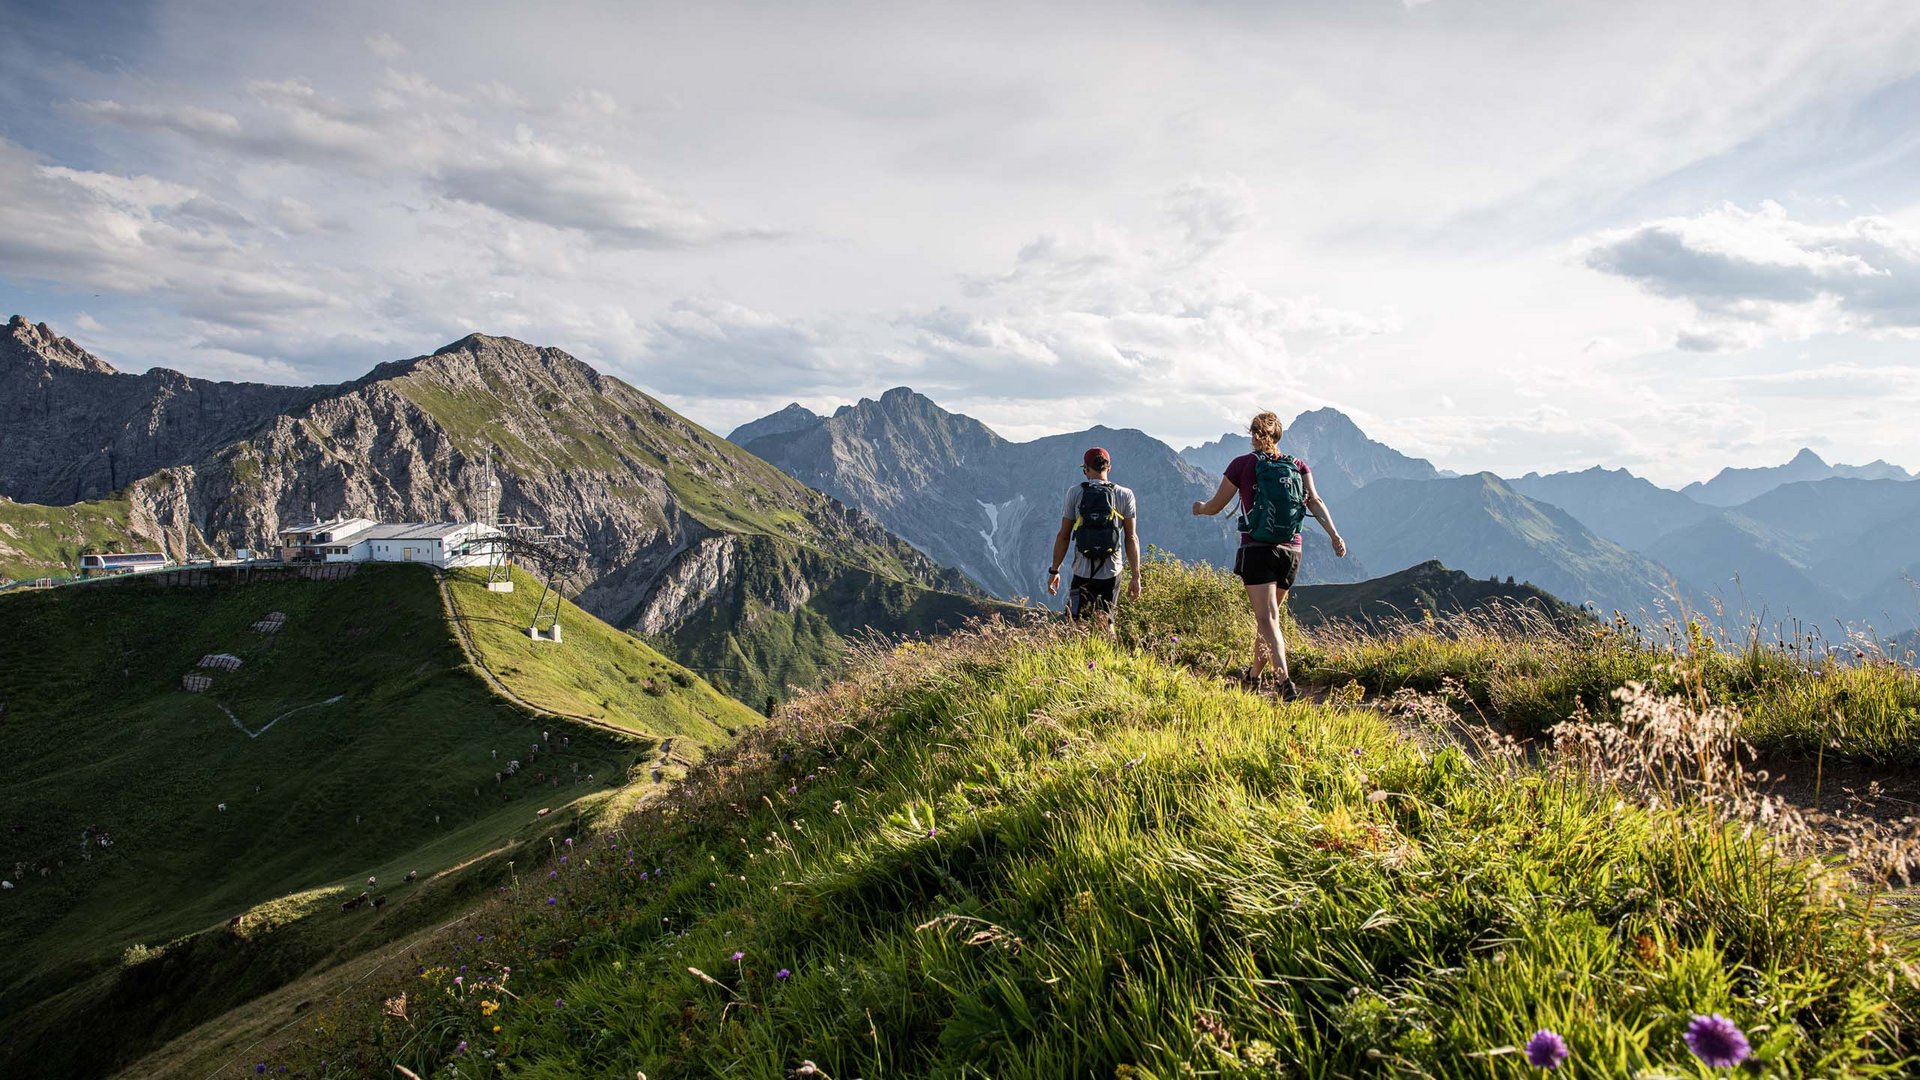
[276,516,503,569]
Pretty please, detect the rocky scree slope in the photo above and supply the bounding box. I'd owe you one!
[0,315,318,506]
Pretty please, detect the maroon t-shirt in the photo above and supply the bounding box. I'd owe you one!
[1224,453,1310,549]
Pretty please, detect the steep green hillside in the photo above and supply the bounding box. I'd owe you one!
[0,563,745,1079]
[234,614,1918,1078]
[1289,559,1586,627]
[0,494,143,582]
[445,565,756,742]
[655,533,1004,707]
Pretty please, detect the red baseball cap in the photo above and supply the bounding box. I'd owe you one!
[1083,447,1110,468]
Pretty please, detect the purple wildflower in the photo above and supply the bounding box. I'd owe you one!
[1525,1029,1569,1069]
[546,896,557,906]
[1087,660,1097,670]
[554,997,565,1008]
[776,968,792,980]
[564,837,574,847]
[788,785,798,795]
[459,964,467,973]
[415,965,425,975]
[455,1040,468,1055]
[255,1066,266,1076]
[731,951,745,962]
[548,870,559,880]
[639,871,648,880]
[1684,1014,1750,1069]
[559,856,568,865]
[453,975,463,987]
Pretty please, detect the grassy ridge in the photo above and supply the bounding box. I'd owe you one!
[255,605,1918,1076]
[1116,553,1920,765]
[445,565,757,743]
[0,564,729,1078]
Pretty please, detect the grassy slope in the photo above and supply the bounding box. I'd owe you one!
[0,564,744,1079]
[252,610,1918,1078]
[0,494,144,581]
[656,533,1004,707]
[446,565,758,743]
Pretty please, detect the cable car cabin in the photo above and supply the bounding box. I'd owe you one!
[79,552,170,576]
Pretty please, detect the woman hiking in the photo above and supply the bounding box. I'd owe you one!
[1190,411,1347,699]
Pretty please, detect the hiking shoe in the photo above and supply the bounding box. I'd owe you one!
[1280,680,1304,703]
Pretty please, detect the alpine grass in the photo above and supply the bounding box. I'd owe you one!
[257,566,1920,1078]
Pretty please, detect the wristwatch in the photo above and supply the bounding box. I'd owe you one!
[1048,567,1060,575]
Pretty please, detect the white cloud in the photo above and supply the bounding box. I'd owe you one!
[365,33,407,60]
[1583,201,1920,351]
[67,74,767,249]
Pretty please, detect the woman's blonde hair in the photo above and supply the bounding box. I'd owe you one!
[1250,411,1284,454]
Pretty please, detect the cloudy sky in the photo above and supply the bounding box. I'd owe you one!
[3,0,1919,486]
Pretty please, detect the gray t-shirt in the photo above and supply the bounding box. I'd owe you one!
[1061,482,1137,579]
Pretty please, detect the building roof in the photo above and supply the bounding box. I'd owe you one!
[277,516,377,539]
[357,521,496,541]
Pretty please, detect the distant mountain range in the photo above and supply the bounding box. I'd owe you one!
[1682,447,1912,507]
[735,391,1919,635]
[731,389,1368,603]
[0,316,992,701]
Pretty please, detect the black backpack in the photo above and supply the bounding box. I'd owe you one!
[1072,481,1122,570]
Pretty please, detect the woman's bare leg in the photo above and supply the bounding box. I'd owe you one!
[1246,582,1284,681]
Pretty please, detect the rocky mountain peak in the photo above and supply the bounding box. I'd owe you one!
[728,403,822,445]
[5,315,119,375]
[1789,447,1828,467]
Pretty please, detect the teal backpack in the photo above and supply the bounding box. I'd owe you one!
[1238,452,1307,545]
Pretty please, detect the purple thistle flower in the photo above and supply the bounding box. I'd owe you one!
[545,896,557,906]
[1684,1014,1751,1069]
[1525,1029,1569,1069]
[731,951,745,961]
[776,968,792,980]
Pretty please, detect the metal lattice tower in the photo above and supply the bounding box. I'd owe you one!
[476,447,515,591]
[465,445,583,642]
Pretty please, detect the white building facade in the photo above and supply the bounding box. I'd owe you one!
[276,517,503,570]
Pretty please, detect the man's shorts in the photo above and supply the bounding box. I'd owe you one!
[1067,574,1118,618]
[1233,544,1301,589]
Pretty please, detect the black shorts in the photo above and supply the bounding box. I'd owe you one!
[1234,544,1300,588]
[1067,574,1118,618]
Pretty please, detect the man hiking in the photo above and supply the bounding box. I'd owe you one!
[1190,411,1347,698]
[1048,446,1141,632]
